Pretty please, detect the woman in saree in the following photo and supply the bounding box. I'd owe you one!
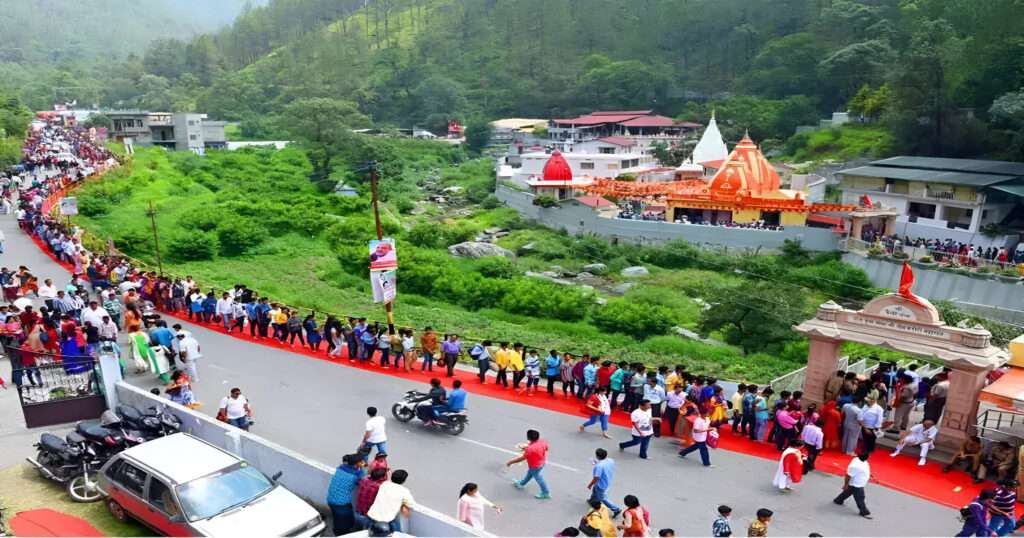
[60,330,92,375]
[128,325,170,382]
[708,385,730,426]
[165,370,199,409]
[821,400,842,451]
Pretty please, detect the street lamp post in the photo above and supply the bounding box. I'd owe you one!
[146,200,164,276]
[367,161,396,334]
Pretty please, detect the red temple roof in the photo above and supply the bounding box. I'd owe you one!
[542,150,573,181]
[575,195,616,208]
[597,136,636,147]
[618,115,684,128]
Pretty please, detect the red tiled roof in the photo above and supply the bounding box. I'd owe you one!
[552,114,647,125]
[597,136,636,147]
[807,214,844,226]
[575,195,616,208]
[677,121,703,129]
[618,115,680,128]
[591,110,653,116]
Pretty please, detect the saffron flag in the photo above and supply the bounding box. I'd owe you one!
[898,262,926,307]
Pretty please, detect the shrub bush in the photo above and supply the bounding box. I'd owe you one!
[475,256,520,279]
[591,299,675,339]
[406,222,445,249]
[499,279,588,321]
[167,231,218,261]
[176,207,221,232]
[216,219,269,256]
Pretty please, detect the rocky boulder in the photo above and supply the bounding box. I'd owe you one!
[582,263,608,274]
[448,241,515,259]
[621,266,650,278]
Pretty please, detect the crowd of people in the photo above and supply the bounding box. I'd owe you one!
[864,231,1024,268]
[7,120,1008,537]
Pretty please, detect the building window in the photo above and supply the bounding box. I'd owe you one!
[188,120,196,126]
[189,134,198,140]
[599,147,615,154]
[580,162,595,170]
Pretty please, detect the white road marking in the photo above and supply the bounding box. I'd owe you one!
[456,436,580,472]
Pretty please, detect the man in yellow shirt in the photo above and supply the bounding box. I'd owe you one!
[509,342,526,390]
[730,383,747,433]
[494,342,513,388]
[665,365,686,393]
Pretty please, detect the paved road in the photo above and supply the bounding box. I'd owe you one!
[2,210,959,536]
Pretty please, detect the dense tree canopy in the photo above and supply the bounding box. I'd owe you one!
[1,0,1023,159]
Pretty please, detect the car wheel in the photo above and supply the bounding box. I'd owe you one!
[107,499,129,522]
[391,403,414,422]
[67,472,102,503]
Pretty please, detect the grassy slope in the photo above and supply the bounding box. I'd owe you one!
[0,464,145,536]
[75,146,808,381]
[782,124,894,163]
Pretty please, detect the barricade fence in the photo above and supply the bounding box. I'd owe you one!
[843,237,1023,273]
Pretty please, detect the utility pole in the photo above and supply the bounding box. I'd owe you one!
[367,161,396,334]
[146,201,164,276]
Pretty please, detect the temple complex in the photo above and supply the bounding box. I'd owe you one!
[581,134,855,227]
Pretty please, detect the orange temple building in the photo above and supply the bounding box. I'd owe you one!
[581,134,855,227]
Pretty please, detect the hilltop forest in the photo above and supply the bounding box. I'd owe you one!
[1,0,1023,160]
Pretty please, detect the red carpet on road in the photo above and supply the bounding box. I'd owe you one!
[26,213,986,510]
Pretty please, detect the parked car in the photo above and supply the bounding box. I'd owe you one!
[96,433,324,537]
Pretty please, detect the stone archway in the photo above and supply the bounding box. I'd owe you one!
[795,293,1007,451]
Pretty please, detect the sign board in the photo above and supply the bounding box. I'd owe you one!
[848,314,951,340]
[59,197,78,216]
[371,270,397,304]
[369,238,398,271]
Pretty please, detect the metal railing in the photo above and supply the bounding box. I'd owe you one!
[977,408,1024,446]
[6,347,100,405]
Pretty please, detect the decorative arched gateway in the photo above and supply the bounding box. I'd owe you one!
[795,269,1008,451]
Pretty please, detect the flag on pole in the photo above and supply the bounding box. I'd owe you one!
[898,262,926,307]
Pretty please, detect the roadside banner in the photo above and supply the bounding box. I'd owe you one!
[371,270,397,304]
[59,197,78,216]
[369,238,398,270]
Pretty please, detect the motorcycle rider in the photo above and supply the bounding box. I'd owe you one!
[417,378,448,425]
[447,380,468,413]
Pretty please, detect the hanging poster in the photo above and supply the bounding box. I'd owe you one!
[371,270,397,304]
[369,238,398,270]
[59,197,78,216]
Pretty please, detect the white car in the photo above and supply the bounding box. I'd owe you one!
[97,433,325,536]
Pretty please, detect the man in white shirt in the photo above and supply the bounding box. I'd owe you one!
[361,406,387,460]
[801,419,825,472]
[98,316,119,342]
[38,278,58,310]
[891,419,938,466]
[215,292,234,332]
[367,470,415,532]
[678,407,713,467]
[618,400,656,459]
[80,300,109,329]
[833,453,872,519]
[176,330,202,382]
[859,397,884,454]
[218,388,252,430]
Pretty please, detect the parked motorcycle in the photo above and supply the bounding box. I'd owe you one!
[74,411,145,460]
[115,403,181,440]
[391,390,468,435]
[26,431,104,502]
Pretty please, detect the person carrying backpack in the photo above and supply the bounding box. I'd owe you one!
[469,340,492,384]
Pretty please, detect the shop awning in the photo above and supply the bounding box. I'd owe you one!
[980,367,1024,410]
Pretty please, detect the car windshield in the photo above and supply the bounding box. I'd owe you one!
[175,464,274,521]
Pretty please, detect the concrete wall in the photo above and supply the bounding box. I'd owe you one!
[497,185,841,252]
[114,383,489,538]
[842,253,1024,322]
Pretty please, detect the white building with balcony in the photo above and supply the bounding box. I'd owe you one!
[838,156,1024,247]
